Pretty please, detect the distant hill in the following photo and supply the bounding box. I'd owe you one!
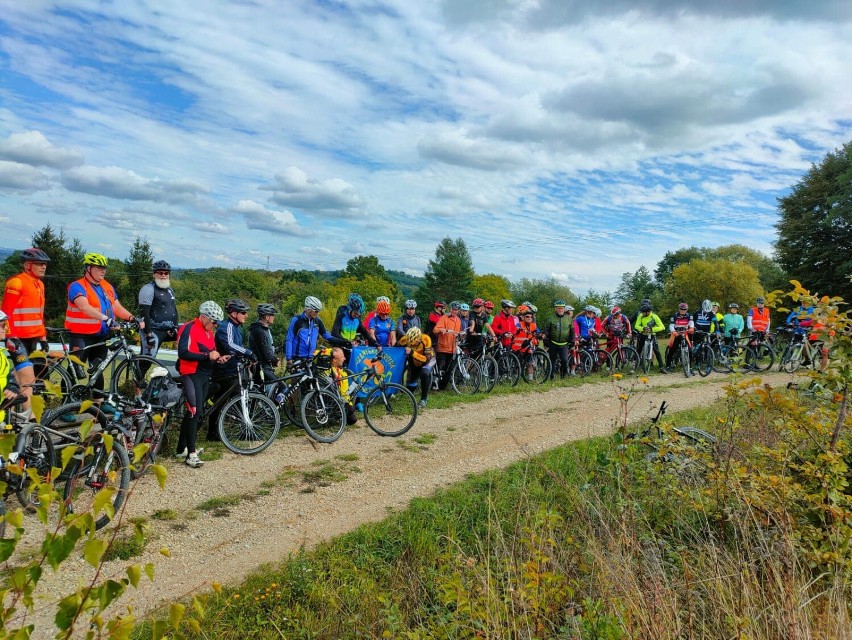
[0,248,15,261]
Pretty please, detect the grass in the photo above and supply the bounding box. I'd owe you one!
[151,509,179,521]
[413,433,437,446]
[103,528,149,562]
[196,495,243,512]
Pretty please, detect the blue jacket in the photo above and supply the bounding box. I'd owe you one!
[286,313,348,359]
[575,314,597,339]
[214,318,253,378]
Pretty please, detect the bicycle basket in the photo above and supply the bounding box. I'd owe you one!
[141,367,183,408]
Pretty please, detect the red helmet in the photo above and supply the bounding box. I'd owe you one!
[611,306,621,314]
[376,301,391,314]
[434,300,446,309]
[472,298,484,307]
[483,300,494,310]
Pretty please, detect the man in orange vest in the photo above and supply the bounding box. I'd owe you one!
[65,252,138,389]
[747,296,771,335]
[1,247,51,417]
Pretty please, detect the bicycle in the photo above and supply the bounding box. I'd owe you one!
[778,330,825,373]
[466,336,499,393]
[579,336,613,377]
[745,330,775,372]
[623,401,718,467]
[710,329,756,374]
[488,336,521,387]
[434,333,482,395]
[330,352,418,438]
[635,328,656,374]
[690,331,715,377]
[668,327,692,378]
[606,330,640,375]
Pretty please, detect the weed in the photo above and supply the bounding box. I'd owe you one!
[196,494,242,512]
[151,509,178,521]
[413,433,437,445]
[335,453,359,462]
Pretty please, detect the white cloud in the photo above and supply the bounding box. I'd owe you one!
[233,199,312,237]
[192,221,229,234]
[260,167,363,216]
[0,131,83,169]
[61,165,210,203]
[0,160,50,191]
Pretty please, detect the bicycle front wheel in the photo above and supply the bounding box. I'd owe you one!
[219,392,281,454]
[782,343,803,373]
[495,352,521,387]
[63,437,131,531]
[451,357,481,395]
[591,349,614,377]
[478,355,499,393]
[680,345,691,377]
[614,346,640,375]
[14,424,56,511]
[750,343,774,372]
[40,361,75,414]
[131,409,170,478]
[110,355,168,397]
[522,350,551,384]
[364,383,418,437]
[300,389,345,443]
[695,344,714,377]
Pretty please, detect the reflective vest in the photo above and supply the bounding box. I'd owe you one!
[65,277,116,334]
[750,307,770,332]
[513,321,537,352]
[0,346,11,424]
[2,272,45,339]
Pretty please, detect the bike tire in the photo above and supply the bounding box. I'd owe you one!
[218,392,281,454]
[680,344,691,378]
[63,436,131,531]
[639,342,653,375]
[574,350,593,377]
[40,361,75,413]
[364,383,418,437]
[696,344,714,377]
[479,355,499,393]
[110,355,168,398]
[614,346,640,375]
[131,409,170,479]
[300,389,345,443]
[782,343,803,373]
[591,349,614,377]
[451,357,481,395]
[14,424,57,511]
[750,343,774,372]
[496,352,521,387]
[522,350,551,384]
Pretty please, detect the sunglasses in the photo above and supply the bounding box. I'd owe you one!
[154,270,170,276]
[522,313,533,317]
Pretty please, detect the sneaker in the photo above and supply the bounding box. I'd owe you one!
[185,453,204,468]
[660,367,670,374]
[174,447,204,459]
[418,399,427,409]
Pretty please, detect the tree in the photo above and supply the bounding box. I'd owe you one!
[666,259,763,313]
[415,238,475,308]
[655,244,787,292]
[577,289,613,313]
[654,247,703,287]
[775,141,852,301]
[614,266,661,317]
[472,273,512,305]
[344,255,390,283]
[122,236,154,303]
[509,277,578,315]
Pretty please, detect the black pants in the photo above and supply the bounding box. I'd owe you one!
[69,333,109,389]
[548,343,570,378]
[178,373,211,455]
[436,353,453,390]
[405,362,432,401]
[637,334,666,369]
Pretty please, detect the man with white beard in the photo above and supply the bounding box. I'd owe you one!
[138,260,179,357]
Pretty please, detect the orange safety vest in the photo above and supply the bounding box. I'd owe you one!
[513,321,537,352]
[65,277,117,334]
[750,307,770,332]
[2,271,45,339]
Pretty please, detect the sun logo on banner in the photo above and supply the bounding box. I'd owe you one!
[362,357,386,376]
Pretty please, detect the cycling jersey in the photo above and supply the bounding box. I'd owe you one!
[603,314,631,336]
[634,312,665,334]
[286,312,348,360]
[692,310,717,334]
[176,317,215,376]
[138,281,178,331]
[668,313,694,333]
[398,332,434,366]
[433,314,461,353]
[214,318,253,378]
[722,313,744,338]
[544,313,574,345]
[369,315,395,347]
[0,344,19,424]
[2,271,45,339]
[331,306,373,345]
[396,313,421,339]
[575,314,597,339]
[65,277,117,336]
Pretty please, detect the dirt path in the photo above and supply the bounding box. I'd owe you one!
[18,371,795,636]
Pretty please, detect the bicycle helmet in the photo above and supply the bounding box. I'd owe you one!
[376,300,391,314]
[199,300,224,322]
[591,307,601,318]
[460,303,470,312]
[640,303,652,312]
[152,259,171,272]
[483,301,494,310]
[529,304,538,314]
[21,247,51,263]
[678,302,688,311]
[257,303,278,316]
[304,296,323,311]
[554,300,566,307]
[405,326,422,342]
[449,301,461,310]
[501,299,515,308]
[756,296,765,304]
[566,305,574,311]
[701,299,712,313]
[0,310,7,323]
[404,299,417,309]
[711,301,720,308]
[347,293,365,314]
[225,298,250,313]
[434,300,446,309]
[376,296,390,304]
[472,298,484,307]
[729,302,740,309]
[83,252,108,267]
[611,306,621,314]
[517,305,532,315]
[583,305,595,312]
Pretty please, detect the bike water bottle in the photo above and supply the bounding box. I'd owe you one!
[274,383,289,404]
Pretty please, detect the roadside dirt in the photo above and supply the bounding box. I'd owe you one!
[16,370,795,637]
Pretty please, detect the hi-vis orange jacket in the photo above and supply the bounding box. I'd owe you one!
[2,271,45,339]
[65,278,116,334]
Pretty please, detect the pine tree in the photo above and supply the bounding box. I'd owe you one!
[416,237,475,307]
[122,237,155,303]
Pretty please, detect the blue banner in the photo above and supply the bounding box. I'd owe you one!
[348,346,406,396]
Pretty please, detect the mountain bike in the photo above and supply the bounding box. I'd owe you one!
[579,336,613,377]
[690,331,715,377]
[745,330,775,372]
[623,401,718,468]
[466,336,499,393]
[778,331,825,373]
[668,327,692,377]
[606,330,639,375]
[330,352,418,438]
[635,329,656,374]
[489,336,521,387]
[515,333,552,384]
[710,330,755,374]
[434,333,482,395]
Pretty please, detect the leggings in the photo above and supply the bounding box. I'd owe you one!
[406,363,432,401]
[178,373,211,455]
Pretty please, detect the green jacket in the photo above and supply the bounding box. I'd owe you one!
[634,312,665,334]
[544,313,574,345]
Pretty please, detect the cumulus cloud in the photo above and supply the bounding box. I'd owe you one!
[0,131,84,169]
[260,167,363,216]
[418,132,526,171]
[233,199,313,237]
[192,221,229,234]
[0,160,51,192]
[61,165,210,203]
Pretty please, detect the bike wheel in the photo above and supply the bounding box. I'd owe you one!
[496,352,521,387]
[63,437,131,530]
[451,357,481,395]
[782,343,803,373]
[40,361,75,414]
[364,383,418,437]
[614,346,640,375]
[131,410,169,479]
[14,424,57,511]
[300,389,345,443]
[750,343,774,372]
[591,349,614,377]
[218,392,281,454]
[574,350,593,377]
[639,343,653,374]
[680,345,691,377]
[522,350,551,384]
[0,500,5,539]
[696,344,714,377]
[110,355,168,397]
[478,355,499,393]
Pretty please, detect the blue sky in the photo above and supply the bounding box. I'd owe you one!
[1,1,851,293]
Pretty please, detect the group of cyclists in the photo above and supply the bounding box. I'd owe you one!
[0,246,829,469]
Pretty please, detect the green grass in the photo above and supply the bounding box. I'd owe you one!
[150,509,179,521]
[103,529,149,562]
[196,494,242,512]
[413,433,437,445]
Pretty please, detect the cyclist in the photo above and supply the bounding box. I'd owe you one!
[398,326,434,408]
[175,301,226,468]
[575,306,598,342]
[396,299,421,341]
[490,300,518,348]
[434,301,462,390]
[458,303,472,333]
[466,298,495,353]
[0,311,22,423]
[328,346,358,426]
[137,260,179,358]
[692,299,719,336]
[64,253,138,389]
[785,303,827,368]
[2,247,50,416]
[248,303,280,393]
[747,296,771,335]
[368,300,396,347]
[665,302,694,371]
[362,296,390,332]
[543,300,575,379]
[512,305,538,380]
[426,300,446,338]
[331,293,374,349]
[285,296,350,363]
[722,303,745,344]
[634,303,668,373]
[483,300,495,321]
[602,306,632,354]
[711,301,725,335]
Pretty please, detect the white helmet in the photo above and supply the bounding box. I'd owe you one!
[199,301,224,322]
[701,299,712,313]
[305,296,323,311]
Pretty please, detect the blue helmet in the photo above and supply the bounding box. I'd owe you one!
[347,293,365,314]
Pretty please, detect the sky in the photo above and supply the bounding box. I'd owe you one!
[1,1,851,294]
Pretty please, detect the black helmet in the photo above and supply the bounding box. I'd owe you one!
[257,303,278,316]
[21,247,51,263]
[152,260,171,272]
[225,298,250,313]
[640,303,652,312]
